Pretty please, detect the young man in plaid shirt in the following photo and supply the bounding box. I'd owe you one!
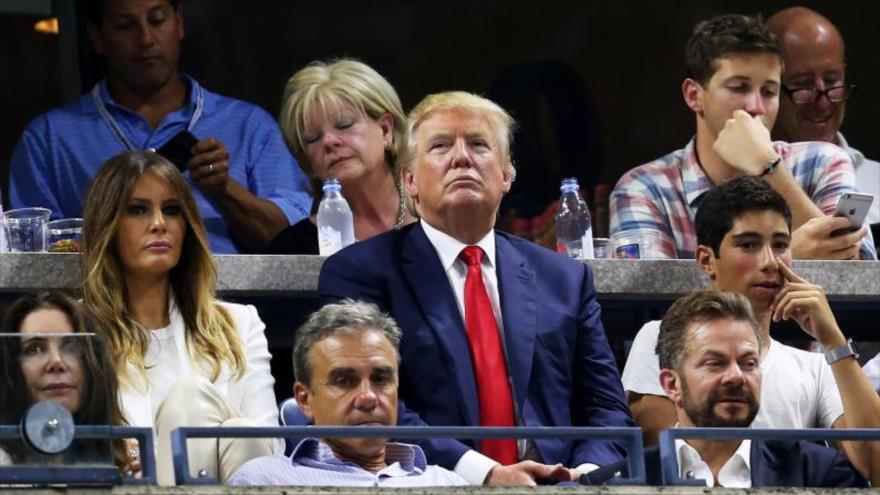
[609,13,875,261]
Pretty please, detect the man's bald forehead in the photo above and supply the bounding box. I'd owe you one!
[767,7,844,51]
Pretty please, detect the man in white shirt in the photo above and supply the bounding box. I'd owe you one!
[767,7,880,227]
[622,176,878,478]
[319,91,633,485]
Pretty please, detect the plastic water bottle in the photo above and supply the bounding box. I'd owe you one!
[317,178,355,256]
[556,177,594,259]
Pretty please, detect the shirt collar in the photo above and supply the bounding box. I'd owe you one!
[680,137,716,208]
[675,437,751,482]
[91,75,205,119]
[836,132,864,166]
[420,219,496,272]
[291,438,427,475]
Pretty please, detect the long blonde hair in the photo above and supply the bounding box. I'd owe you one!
[81,151,244,386]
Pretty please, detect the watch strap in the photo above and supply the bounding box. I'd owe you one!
[824,338,859,365]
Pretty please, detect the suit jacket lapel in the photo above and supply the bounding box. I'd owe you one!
[401,223,479,426]
[495,233,537,413]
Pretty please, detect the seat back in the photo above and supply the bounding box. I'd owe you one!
[278,398,311,455]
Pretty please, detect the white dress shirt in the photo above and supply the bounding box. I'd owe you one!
[420,219,503,329]
[676,438,752,488]
[421,220,504,484]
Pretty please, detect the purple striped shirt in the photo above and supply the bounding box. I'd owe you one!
[228,438,468,487]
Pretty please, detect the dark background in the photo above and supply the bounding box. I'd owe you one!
[1,0,878,208]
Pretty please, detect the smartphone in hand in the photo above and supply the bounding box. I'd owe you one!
[156,130,199,172]
[831,192,874,236]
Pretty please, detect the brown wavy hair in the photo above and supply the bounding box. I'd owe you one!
[81,151,244,387]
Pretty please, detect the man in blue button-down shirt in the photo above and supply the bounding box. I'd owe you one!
[8,0,311,253]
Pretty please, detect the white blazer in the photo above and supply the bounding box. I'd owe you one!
[119,301,279,431]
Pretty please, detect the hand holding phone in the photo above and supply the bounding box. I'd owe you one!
[156,130,199,171]
[831,192,874,237]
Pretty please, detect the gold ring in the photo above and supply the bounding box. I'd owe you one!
[208,163,214,174]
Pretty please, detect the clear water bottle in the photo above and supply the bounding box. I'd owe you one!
[556,177,594,259]
[317,178,355,256]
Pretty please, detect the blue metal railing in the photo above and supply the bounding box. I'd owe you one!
[658,427,880,486]
[0,425,155,485]
[170,425,645,486]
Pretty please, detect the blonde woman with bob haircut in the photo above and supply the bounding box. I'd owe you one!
[269,58,415,253]
[81,150,278,484]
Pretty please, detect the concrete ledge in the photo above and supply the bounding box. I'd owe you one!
[0,254,877,302]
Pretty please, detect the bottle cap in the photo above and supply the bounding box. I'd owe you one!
[560,177,580,192]
[322,178,342,194]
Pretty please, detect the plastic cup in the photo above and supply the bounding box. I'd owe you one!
[47,218,84,253]
[610,230,659,259]
[3,207,52,252]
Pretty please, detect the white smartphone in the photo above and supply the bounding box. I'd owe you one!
[833,192,874,232]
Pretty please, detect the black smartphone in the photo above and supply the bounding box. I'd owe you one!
[156,130,199,171]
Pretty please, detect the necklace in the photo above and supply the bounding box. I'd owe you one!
[393,184,407,230]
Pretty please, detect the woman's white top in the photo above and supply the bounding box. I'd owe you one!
[118,301,279,431]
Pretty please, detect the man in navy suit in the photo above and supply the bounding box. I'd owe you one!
[319,91,633,485]
[608,289,867,487]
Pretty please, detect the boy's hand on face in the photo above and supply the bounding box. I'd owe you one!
[714,110,778,176]
[770,260,845,348]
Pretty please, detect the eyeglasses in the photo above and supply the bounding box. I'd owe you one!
[782,84,857,105]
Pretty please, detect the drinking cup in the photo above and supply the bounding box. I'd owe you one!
[3,207,51,252]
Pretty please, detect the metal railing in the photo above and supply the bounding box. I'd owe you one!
[170,425,646,486]
[0,425,155,485]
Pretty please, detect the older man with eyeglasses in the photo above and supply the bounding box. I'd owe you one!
[767,6,880,227]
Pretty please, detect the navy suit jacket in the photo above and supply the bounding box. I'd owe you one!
[585,441,868,487]
[318,222,634,470]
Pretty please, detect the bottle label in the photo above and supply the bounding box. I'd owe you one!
[615,242,641,259]
[581,231,594,259]
[318,226,343,256]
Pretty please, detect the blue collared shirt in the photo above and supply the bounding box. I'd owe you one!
[228,438,468,487]
[9,76,312,254]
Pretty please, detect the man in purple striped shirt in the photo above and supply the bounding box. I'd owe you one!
[229,300,468,487]
[610,13,875,261]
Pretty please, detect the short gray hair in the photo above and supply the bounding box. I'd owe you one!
[293,299,402,387]
[656,289,762,371]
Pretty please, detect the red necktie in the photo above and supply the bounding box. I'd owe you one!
[459,246,518,465]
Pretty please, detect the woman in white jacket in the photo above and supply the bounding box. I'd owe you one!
[81,150,278,484]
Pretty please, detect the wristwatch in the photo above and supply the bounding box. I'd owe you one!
[824,338,859,365]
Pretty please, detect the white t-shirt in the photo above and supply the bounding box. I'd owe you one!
[863,352,880,392]
[622,320,843,428]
